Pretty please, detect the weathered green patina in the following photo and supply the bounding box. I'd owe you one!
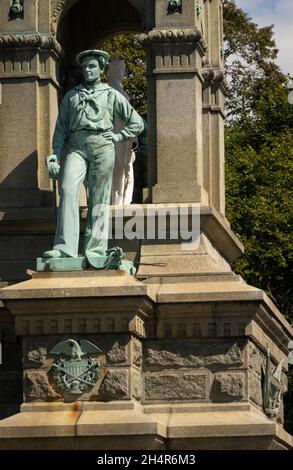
[196,2,203,16]
[41,49,143,273]
[49,339,103,399]
[168,0,182,15]
[9,0,24,21]
[37,248,137,275]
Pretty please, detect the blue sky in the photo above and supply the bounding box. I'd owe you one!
[236,0,292,74]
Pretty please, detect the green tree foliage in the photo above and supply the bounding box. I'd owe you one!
[223,0,284,120]
[223,0,293,320]
[223,0,293,434]
[226,129,293,317]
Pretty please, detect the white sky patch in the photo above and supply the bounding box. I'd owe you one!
[236,0,293,74]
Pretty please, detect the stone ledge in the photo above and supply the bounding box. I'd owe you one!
[0,271,149,300]
[0,402,291,449]
[155,278,262,303]
[21,400,137,413]
[0,272,154,337]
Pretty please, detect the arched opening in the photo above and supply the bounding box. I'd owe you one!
[57,0,143,84]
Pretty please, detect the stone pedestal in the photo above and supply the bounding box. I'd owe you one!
[0,0,292,452]
[140,0,226,214]
[0,269,292,450]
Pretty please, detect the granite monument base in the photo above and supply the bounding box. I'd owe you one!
[0,270,292,450]
[0,402,291,450]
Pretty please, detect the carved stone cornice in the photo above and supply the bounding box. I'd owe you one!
[202,67,227,90]
[0,34,63,57]
[138,28,207,51]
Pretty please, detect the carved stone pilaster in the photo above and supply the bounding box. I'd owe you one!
[138,28,207,78]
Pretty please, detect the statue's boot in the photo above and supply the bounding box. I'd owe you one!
[42,249,70,258]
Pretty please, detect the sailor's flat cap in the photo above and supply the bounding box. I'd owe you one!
[76,49,110,65]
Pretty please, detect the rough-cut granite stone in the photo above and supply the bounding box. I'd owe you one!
[132,337,142,368]
[212,373,245,402]
[24,371,61,401]
[248,342,263,376]
[98,369,129,401]
[26,347,47,367]
[145,341,244,369]
[132,368,142,400]
[106,340,128,364]
[144,372,207,401]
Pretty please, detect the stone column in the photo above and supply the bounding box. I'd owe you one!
[140,0,208,204]
[0,1,61,208]
[140,0,226,213]
[202,0,226,215]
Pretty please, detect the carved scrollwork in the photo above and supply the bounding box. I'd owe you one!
[203,67,225,84]
[50,0,67,34]
[0,34,63,56]
[202,68,215,82]
[138,28,207,50]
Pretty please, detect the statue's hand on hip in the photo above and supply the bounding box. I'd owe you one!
[46,154,60,180]
[103,131,122,144]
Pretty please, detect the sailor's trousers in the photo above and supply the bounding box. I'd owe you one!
[53,130,115,258]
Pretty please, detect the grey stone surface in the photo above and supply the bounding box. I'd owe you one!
[23,335,129,368]
[211,373,245,402]
[249,372,262,408]
[105,339,128,364]
[282,372,288,394]
[144,372,208,401]
[131,368,142,400]
[26,347,47,367]
[24,371,61,402]
[249,342,263,376]
[132,337,142,368]
[278,399,284,425]
[144,341,244,369]
[98,369,129,401]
